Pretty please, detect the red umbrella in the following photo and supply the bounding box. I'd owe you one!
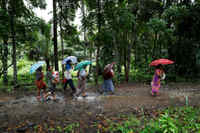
[150,58,174,66]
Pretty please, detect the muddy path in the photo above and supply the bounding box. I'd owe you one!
[1,82,200,132]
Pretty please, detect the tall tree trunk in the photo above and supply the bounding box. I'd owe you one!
[58,0,64,78]
[114,36,121,82]
[95,47,100,85]
[95,0,102,85]
[53,0,59,71]
[152,32,157,59]
[124,47,127,82]
[134,43,137,68]
[2,40,8,84]
[2,0,8,84]
[117,49,122,77]
[45,58,50,71]
[126,44,131,82]
[124,34,131,82]
[159,38,161,58]
[10,2,17,86]
[88,42,93,75]
[81,0,87,56]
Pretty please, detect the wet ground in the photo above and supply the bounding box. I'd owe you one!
[1,82,200,132]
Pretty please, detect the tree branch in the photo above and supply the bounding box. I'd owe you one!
[0,63,13,77]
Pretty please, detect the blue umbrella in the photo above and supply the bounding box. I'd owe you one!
[30,61,45,74]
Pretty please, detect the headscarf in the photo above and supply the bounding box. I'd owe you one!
[65,63,71,70]
[65,60,72,70]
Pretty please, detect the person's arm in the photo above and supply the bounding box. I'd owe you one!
[110,69,114,77]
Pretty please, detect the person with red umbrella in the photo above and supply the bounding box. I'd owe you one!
[150,59,174,96]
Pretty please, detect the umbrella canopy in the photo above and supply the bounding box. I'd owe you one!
[74,60,92,71]
[104,62,115,73]
[30,61,45,74]
[62,56,77,64]
[150,59,174,66]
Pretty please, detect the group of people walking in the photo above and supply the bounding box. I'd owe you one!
[33,57,172,101]
[34,59,115,101]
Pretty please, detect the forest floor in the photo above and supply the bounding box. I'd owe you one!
[1,82,200,132]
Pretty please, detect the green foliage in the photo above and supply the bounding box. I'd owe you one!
[63,123,79,133]
[100,107,200,133]
[147,18,167,34]
[1,0,200,84]
[159,113,179,133]
[140,107,200,133]
[0,8,10,39]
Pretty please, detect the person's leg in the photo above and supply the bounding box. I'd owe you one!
[102,80,109,95]
[151,81,159,96]
[100,80,106,94]
[77,79,86,97]
[108,79,114,93]
[36,80,42,99]
[82,80,86,96]
[151,88,156,96]
[106,80,111,92]
[68,79,76,95]
[63,81,68,91]
[41,82,47,98]
[37,88,41,98]
[76,79,82,96]
[152,87,159,96]
[52,83,56,100]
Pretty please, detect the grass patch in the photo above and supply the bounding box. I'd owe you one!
[10,106,200,133]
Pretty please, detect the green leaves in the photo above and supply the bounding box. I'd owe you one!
[159,113,179,133]
[147,18,167,34]
[0,8,10,39]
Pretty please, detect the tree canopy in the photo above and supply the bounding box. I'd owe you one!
[0,0,200,85]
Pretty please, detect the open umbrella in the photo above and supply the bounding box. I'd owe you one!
[74,60,92,71]
[62,56,77,64]
[150,58,174,66]
[30,61,45,74]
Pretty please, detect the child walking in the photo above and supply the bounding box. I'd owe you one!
[45,66,59,100]
[35,66,47,100]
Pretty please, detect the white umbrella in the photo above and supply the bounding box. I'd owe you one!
[62,56,77,64]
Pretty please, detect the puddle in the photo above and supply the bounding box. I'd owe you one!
[76,92,101,102]
[4,93,66,105]
[0,92,102,106]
